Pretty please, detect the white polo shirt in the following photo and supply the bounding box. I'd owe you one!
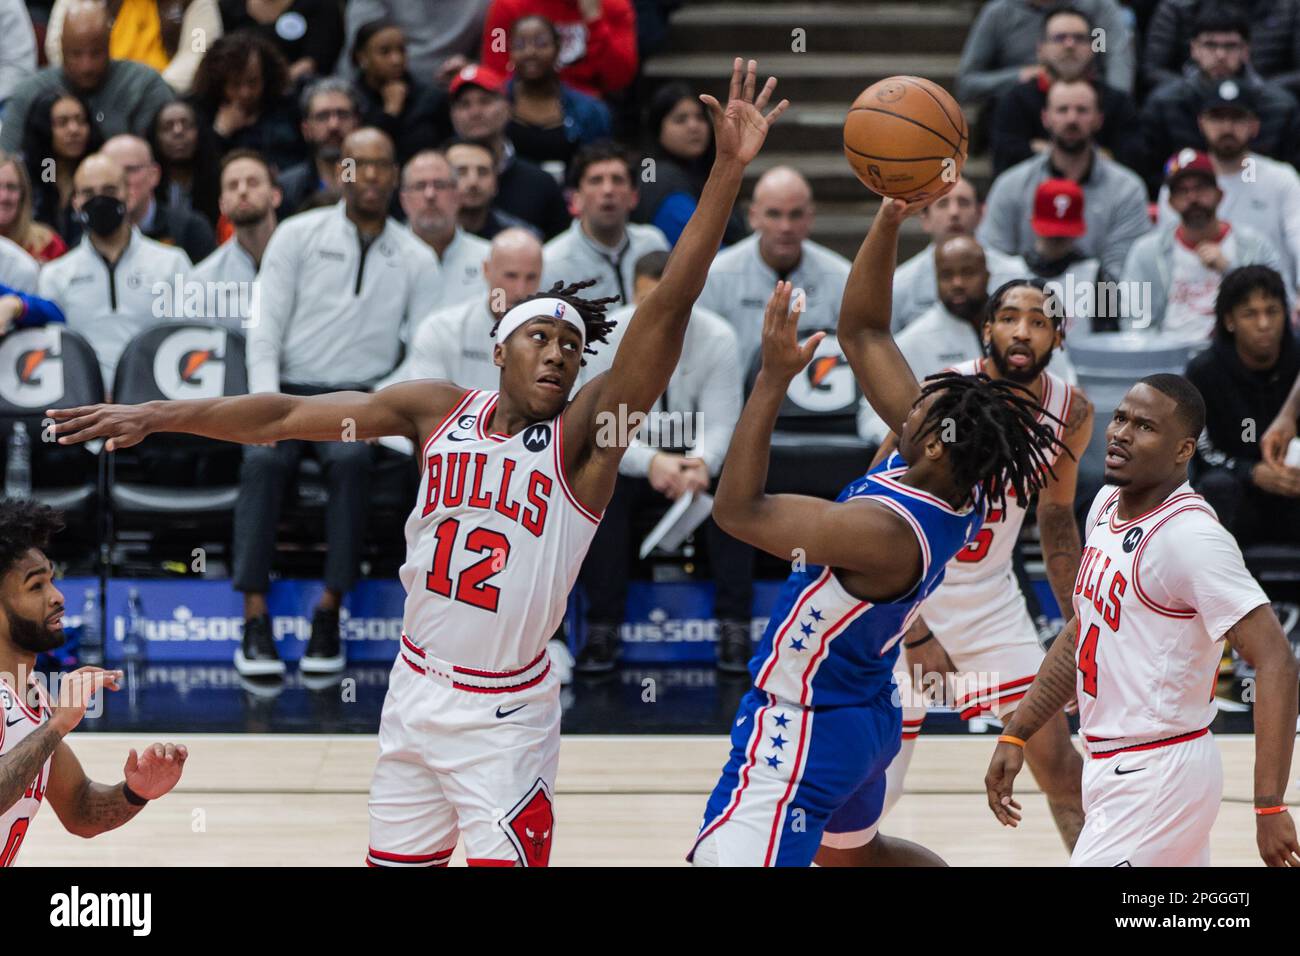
[542,219,669,307]
[190,237,259,332]
[0,234,39,294]
[380,297,501,392]
[247,201,441,393]
[37,228,191,387]
[434,227,490,306]
[697,234,852,368]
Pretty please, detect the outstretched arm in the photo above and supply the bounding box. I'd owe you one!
[712,282,922,600]
[47,379,466,452]
[1225,604,1300,866]
[1035,390,1093,616]
[45,741,189,838]
[563,58,787,508]
[838,194,950,437]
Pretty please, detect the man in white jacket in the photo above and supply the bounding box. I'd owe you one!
[236,128,440,678]
[573,250,750,673]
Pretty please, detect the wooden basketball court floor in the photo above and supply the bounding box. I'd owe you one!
[22,734,1295,866]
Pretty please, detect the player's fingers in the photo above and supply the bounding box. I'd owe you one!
[742,59,757,103]
[799,331,826,364]
[153,743,165,760]
[764,97,790,125]
[728,57,743,103]
[164,742,177,762]
[698,94,724,127]
[753,75,777,113]
[124,748,138,774]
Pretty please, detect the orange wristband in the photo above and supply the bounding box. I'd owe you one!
[1254,805,1288,816]
[997,734,1026,749]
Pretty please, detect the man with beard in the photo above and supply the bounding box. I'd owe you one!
[191,151,284,331]
[0,498,188,867]
[980,79,1150,277]
[986,373,1299,867]
[825,278,1094,865]
[101,135,216,265]
[400,149,489,305]
[277,78,361,218]
[1155,83,1300,294]
[1121,149,1283,343]
[445,140,540,241]
[990,5,1142,176]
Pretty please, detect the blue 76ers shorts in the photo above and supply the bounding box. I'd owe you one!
[688,686,900,866]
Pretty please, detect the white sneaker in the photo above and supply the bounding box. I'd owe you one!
[548,638,574,686]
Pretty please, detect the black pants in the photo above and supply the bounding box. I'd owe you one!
[232,440,374,595]
[579,473,754,625]
[1195,466,1300,548]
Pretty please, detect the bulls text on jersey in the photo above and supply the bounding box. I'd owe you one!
[421,450,552,538]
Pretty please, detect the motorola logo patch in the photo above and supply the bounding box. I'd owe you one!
[523,423,552,451]
[1122,527,1143,553]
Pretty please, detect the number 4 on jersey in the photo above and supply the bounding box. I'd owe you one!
[1077,622,1101,697]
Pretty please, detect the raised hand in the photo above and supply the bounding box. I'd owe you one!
[124,743,189,800]
[47,404,156,451]
[50,666,122,735]
[699,58,789,167]
[877,181,958,227]
[759,280,825,382]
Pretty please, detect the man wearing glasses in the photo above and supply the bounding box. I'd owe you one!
[278,78,362,216]
[399,149,489,305]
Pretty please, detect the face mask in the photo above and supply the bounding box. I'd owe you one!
[79,194,127,237]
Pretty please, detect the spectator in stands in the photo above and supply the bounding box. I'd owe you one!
[148,100,221,228]
[343,0,488,89]
[1142,0,1300,97]
[991,5,1143,176]
[0,231,40,295]
[957,0,1135,102]
[236,127,440,677]
[0,0,37,107]
[892,175,1026,330]
[980,78,1150,276]
[860,236,993,443]
[350,18,452,164]
[480,0,638,98]
[1024,178,1112,332]
[399,149,489,304]
[448,63,570,237]
[505,14,612,171]
[190,149,282,330]
[189,30,307,174]
[0,0,175,154]
[0,153,69,263]
[1188,264,1300,545]
[1140,8,1300,190]
[381,226,543,390]
[276,77,360,217]
[542,142,668,306]
[633,81,748,248]
[37,152,190,385]
[219,0,344,84]
[1154,81,1300,292]
[22,88,105,245]
[44,0,221,94]
[1121,149,1284,341]
[698,166,851,367]
[574,249,750,673]
[102,134,216,263]
[445,139,539,240]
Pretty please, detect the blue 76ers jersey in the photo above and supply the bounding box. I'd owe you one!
[748,452,984,708]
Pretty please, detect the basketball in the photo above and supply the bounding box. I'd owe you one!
[843,76,969,201]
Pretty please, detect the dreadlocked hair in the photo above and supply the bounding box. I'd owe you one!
[491,279,620,362]
[0,498,64,577]
[913,372,1072,514]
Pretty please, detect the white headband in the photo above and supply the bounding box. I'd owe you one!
[496,297,585,350]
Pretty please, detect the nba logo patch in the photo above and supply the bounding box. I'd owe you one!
[553,302,566,319]
[501,778,554,867]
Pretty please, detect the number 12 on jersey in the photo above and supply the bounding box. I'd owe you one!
[425,516,512,613]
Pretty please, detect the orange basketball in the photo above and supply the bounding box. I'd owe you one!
[843,76,969,201]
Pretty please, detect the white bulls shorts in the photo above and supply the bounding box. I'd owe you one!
[366,637,561,867]
[1071,729,1222,867]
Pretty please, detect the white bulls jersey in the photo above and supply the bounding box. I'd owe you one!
[398,388,602,671]
[919,359,1073,632]
[0,677,51,867]
[1072,484,1269,749]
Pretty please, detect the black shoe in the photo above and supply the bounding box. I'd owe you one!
[301,606,345,673]
[235,614,285,677]
[717,620,752,674]
[576,623,619,674]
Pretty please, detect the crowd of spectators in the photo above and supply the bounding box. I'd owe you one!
[0,0,1297,677]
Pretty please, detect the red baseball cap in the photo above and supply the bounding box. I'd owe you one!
[1163,148,1217,188]
[1031,178,1086,238]
[450,63,506,98]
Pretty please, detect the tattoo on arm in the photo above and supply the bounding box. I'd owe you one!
[74,781,145,836]
[1038,502,1082,617]
[1005,617,1080,741]
[0,724,62,815]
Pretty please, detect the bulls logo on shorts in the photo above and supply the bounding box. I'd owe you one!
[501,778,554,867]
[522,423,552,452]
[1122,527,1143,553]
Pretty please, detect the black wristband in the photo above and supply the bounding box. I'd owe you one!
[903,631,934,650]
[122,782,149,806]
